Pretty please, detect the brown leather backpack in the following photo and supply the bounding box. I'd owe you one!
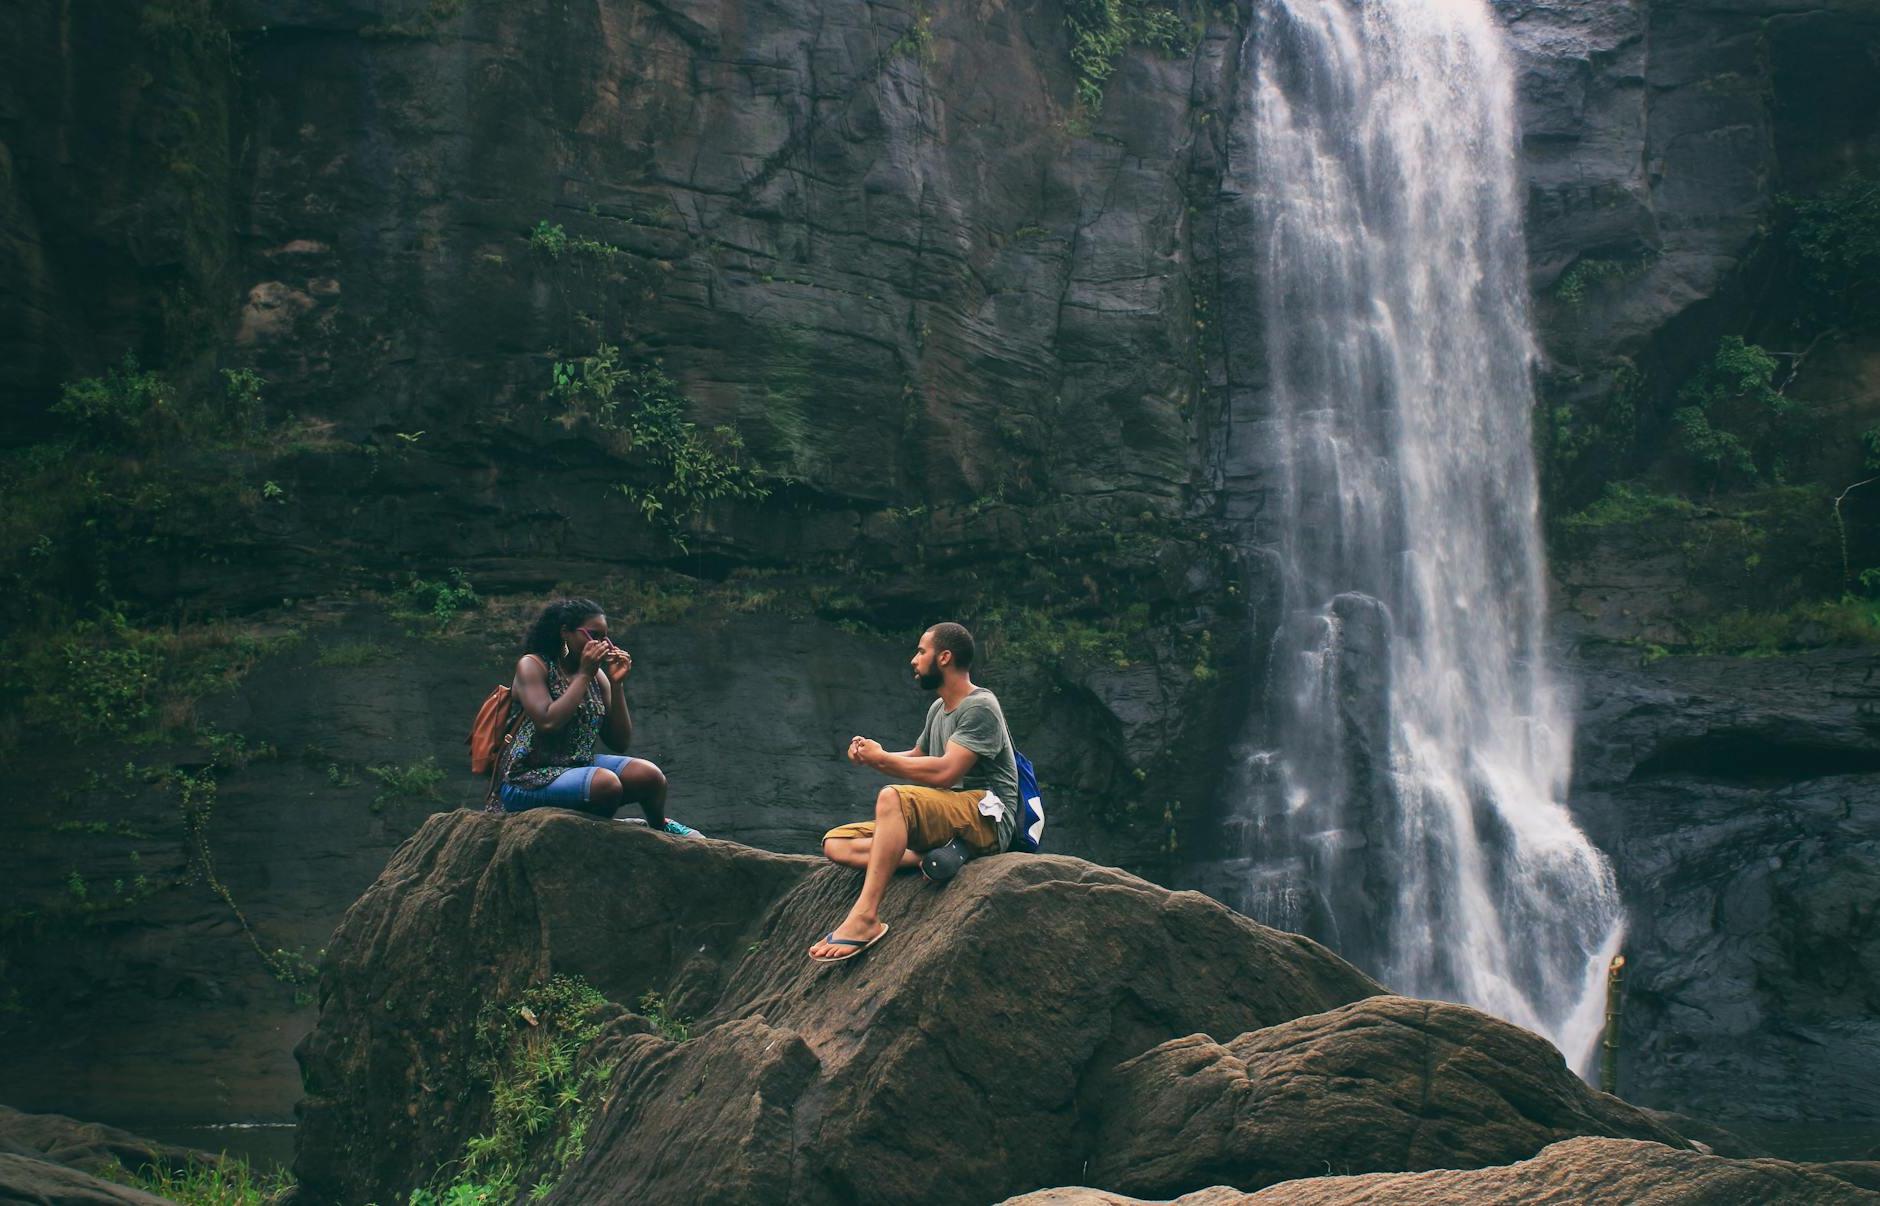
[468,655,542,804]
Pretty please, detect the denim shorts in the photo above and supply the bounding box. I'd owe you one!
[499,754,637,813]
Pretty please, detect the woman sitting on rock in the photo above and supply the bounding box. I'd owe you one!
[496,596,698,836]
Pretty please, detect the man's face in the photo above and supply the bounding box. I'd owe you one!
[911,630,945,691]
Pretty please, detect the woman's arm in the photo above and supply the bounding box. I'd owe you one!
[599,647,634,752]
[513,646,604,733]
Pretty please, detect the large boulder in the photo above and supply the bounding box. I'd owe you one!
[0,1154,173,1206]
[1089,996,1687,1198]
[0,1106,206,1182]
[1007,1137,1880,1205]
[0,1107,211,1206]
[294,809,1382,1205]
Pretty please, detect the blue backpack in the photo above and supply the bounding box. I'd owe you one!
[1010,748,1045,853]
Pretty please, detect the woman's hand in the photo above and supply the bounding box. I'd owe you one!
[603,645,632,683]
[577,638,609,676]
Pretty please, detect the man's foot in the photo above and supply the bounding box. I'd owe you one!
[659,818,700,837]
[808,916,887,962]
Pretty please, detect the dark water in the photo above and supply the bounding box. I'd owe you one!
[107,1120,296,1173]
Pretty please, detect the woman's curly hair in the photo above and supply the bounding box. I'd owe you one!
[522,597,604,661]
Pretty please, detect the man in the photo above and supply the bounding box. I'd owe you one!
[807,622,1019,963]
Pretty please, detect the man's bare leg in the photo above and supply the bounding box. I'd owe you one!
[821,834,919,871]
[809,787,907,958]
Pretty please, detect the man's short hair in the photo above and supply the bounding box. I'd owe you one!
[927,621,975,669]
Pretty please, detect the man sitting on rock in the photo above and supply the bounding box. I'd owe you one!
[808,621,1020,963]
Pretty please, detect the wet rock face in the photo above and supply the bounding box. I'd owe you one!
[1568,643,1880,1123]
[294,809,1382,1205]
[1501,0,1880,494]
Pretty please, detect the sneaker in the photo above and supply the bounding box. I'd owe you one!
[660,818,701,837]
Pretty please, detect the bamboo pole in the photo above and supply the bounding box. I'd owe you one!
[1600,954,1626,1095]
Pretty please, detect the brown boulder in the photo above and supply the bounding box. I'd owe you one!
[294,809,1382,1204]
[1002,1138,1880,1205]
[0,1153,174,1205]
[1089,995,1688,1197]
[0,1106,208,1182]
[0,1108,208,1206]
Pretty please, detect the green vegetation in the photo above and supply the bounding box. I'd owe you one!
[105,1153,292,1205]
[1065,0,1192,112]
[166,730,322,986]
[1552,255,1652,308]
[391,570,481,631]
[314,639,393,667]
[1670,336,1813,490]
[2,360,296,753]
[888,7,935,61]
[1680,596,1880,657]
[550,343,769,543]
[1540,362,1644,505]
[11,610,300,744]
[416,976,618,1205]
[980,602,1141,671]
[637,990,691,1043]
[369,756,447,810]
[1561,482,1701,532]
[529,221,631,266]
[1784,171,1880,330]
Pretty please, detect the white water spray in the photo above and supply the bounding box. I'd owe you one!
[1221,0,1623,1070]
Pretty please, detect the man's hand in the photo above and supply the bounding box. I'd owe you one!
[848,736,884,768]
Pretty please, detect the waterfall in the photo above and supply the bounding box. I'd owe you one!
[1217,0,1624,1070]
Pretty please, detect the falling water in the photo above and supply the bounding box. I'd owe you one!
[1217,0,1624,1070]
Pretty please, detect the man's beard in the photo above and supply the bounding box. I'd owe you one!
[914,667,943,691]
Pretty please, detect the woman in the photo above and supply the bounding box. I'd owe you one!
[496,596,698,835]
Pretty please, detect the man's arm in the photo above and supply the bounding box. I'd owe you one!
[847,736,920,765]
[851,738,977,788]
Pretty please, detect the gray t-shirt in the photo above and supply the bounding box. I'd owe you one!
[916,686,1020,851]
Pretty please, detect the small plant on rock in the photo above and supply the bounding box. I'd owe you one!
[390,569,480,630]
[416,976,619,1204]
[549,343,768,545]
[368,757,447,810]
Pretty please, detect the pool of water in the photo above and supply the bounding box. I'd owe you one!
[105,1120,297,1173]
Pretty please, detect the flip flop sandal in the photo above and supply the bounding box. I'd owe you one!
[809,923,890,964]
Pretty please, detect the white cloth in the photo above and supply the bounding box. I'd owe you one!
[978,790,1006,822]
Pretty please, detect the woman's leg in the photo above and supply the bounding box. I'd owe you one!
[504,766,618,818]
[584,767,623,818]
[616,759,669,826]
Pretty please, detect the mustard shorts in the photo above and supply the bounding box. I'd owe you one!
[822,784,999,855]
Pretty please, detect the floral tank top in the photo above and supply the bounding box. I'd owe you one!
[500,657,608,792]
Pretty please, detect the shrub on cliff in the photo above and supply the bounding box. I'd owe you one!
[1669,337,1816,491]
[1786,171,1880,331]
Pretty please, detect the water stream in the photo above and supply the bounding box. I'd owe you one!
[1214,0,1624,1070]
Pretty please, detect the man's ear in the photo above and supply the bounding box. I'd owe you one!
[935,648,953,667]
